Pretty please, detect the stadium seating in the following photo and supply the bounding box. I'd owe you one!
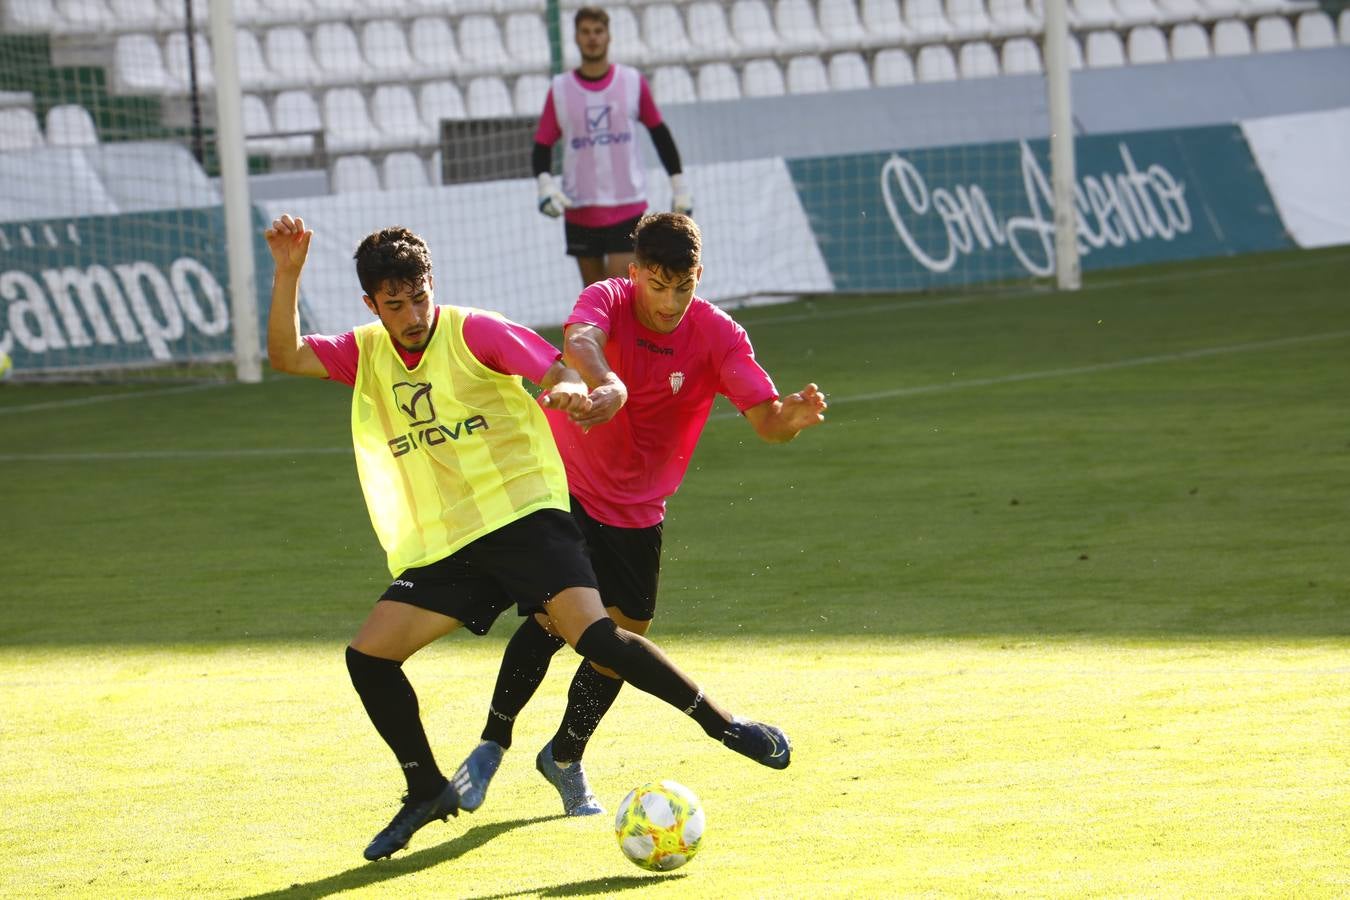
[45,104,99,146]
[1086,29,1127,65]
[164,31,214,93]
[331,153,381,192]
[465,75,515,117]
[731,0,782,55]
[642,5,697,65]
[861,0,911,47]
[1253,14,1296,51]
[113,34,172,95]
[1127,25,1169,63]
[362,20,416,81]
[818,0,870,48]
[371,84,432,146]
[1294,10,1334,47]
[1001,35,1043,72]
[652,64,699,104]
[410,17,462,78]
[1213,18,1254,54]
[957,40,1000,77]
[915,44,959,80]
[418,80,468,128]
[696,62,742,100]
[786,54,832,92]
[686,2,742,63]
[775,0,830,53]
[0,106,45,150]
[513,73,551,116]
[827,51,872,90]
[872,46,916,84]
[323,87,380,152]
[608,7,651,65]
[1170,21,1212,57]
[382,151,432,190]
[743,58,787,95]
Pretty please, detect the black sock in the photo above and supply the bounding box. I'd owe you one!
[574,618,732,739]
[481,616,566,749]
[551,660,625,763]
[346,646,446,799]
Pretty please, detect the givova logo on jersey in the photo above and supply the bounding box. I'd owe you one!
[570,104,633,150]
[388,380,489,458]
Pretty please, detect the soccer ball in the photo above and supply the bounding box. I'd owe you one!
[614,780,705,872]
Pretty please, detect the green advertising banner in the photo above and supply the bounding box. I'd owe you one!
[787,125,1293,292]
[0,207,278,375]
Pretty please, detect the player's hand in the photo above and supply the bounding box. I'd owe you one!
[264,214,311,275]
[570,375,628,431]
[541,377,593,416]
[537,173,571,218]
[780,383,828,431]
[670,173,693,217]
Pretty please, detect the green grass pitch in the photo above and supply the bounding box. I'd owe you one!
[1,247,1347,898]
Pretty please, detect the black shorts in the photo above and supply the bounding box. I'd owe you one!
[380,508,598,635]
[571,495,662,622]
[565,214,643,259]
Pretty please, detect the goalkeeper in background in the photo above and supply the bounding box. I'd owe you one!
[533,5,693,288]
[454,212,827,817]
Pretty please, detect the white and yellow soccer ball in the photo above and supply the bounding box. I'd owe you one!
[614,780,705,872]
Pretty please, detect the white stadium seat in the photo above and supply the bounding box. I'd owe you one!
[686,2,743,62]
[418,80,467,130]
[1067,32,1085,68]
[872,46,915,85]
[1116,0,1161,26]
[1086,29,1126,65]
[1212,18,1253,54]
[828,51,872,90]
[905,0,954,40]
[642,5,697,65]
[1169,22,1211,57]
[786,54,831,93]
[1295,10,1335,47]
[265,27,324,88]
[1253,14,1295,51]
[332,155,381,193]
[957,41,1000,77]
[915,44,958,80]
[3,0,56,33]
[313,23,366,86]
[324,87,379,153]
[1201,0,1244,18]
[775,0,830,53]
[362,21,416,82]
[608,7,651,65]
[234,30,272,91]
[988,0,1040,34]
[410,18,462,77]
[743,58,787,96]
[45,104,98,146]
[114,34,172,96]
[56,0,114,33]
[818,0,869,48]
[164,32,213,93]
[243,94,316,156]
[312,0,361,20]
[272,89,324,139]
[1071,0,1120,28]
[1001,35,1043,72]
[947,0,994,38]
[1340,8,1350,44]
[1155,0,1205,22]
[465,76,515,118]
[696,62,742,100]
[0,107,44,150]
[383,152,431,191]
[1127,25,1170,62]
[731,0,782,55]
[512,73,551,117]
[505,13,552,69]
[371,84,432,146]
[860,0,911,47]
[109,0,171,29]
[458,15,513,74]
[651,65,698,105]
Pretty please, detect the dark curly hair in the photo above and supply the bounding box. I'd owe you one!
[633,212,701,275]
[353,226,432,300]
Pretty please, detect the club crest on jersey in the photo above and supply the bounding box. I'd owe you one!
[393,381,436,425]
[669,372,685,395]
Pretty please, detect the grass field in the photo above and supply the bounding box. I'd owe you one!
[2,247,1348,898]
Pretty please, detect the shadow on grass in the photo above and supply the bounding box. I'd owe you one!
[236,815,556,900]
[462,873,685,899]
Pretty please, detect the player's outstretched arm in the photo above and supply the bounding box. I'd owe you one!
[264,214,326,378]
[563,323,628,429]
[539,360,594,417]
[743,383,828,443]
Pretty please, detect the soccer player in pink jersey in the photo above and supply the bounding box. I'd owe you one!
[454,213,826,816]
[534,6,693,288]
[264,213,793,861]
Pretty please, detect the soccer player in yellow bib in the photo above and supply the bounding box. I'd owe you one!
[264,214,790,861]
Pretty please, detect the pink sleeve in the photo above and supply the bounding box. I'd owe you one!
[637,76,662,128]
[534,88,561,145]
[563,279,623,332]
[718,323,779,413]
[303,332,359,387]
[462,312,562,385]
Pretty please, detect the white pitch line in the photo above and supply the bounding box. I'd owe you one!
[0,381,226,416]
[4,329,1348,463]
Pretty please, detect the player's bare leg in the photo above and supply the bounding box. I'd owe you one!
[576,255,607,286]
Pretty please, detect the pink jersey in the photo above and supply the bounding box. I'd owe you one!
[548,278,779,528]
[304,307,561,387]
[535,65,663,228]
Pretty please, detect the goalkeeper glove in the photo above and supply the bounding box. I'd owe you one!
[670,173,693,217]
[537,173,571,218]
